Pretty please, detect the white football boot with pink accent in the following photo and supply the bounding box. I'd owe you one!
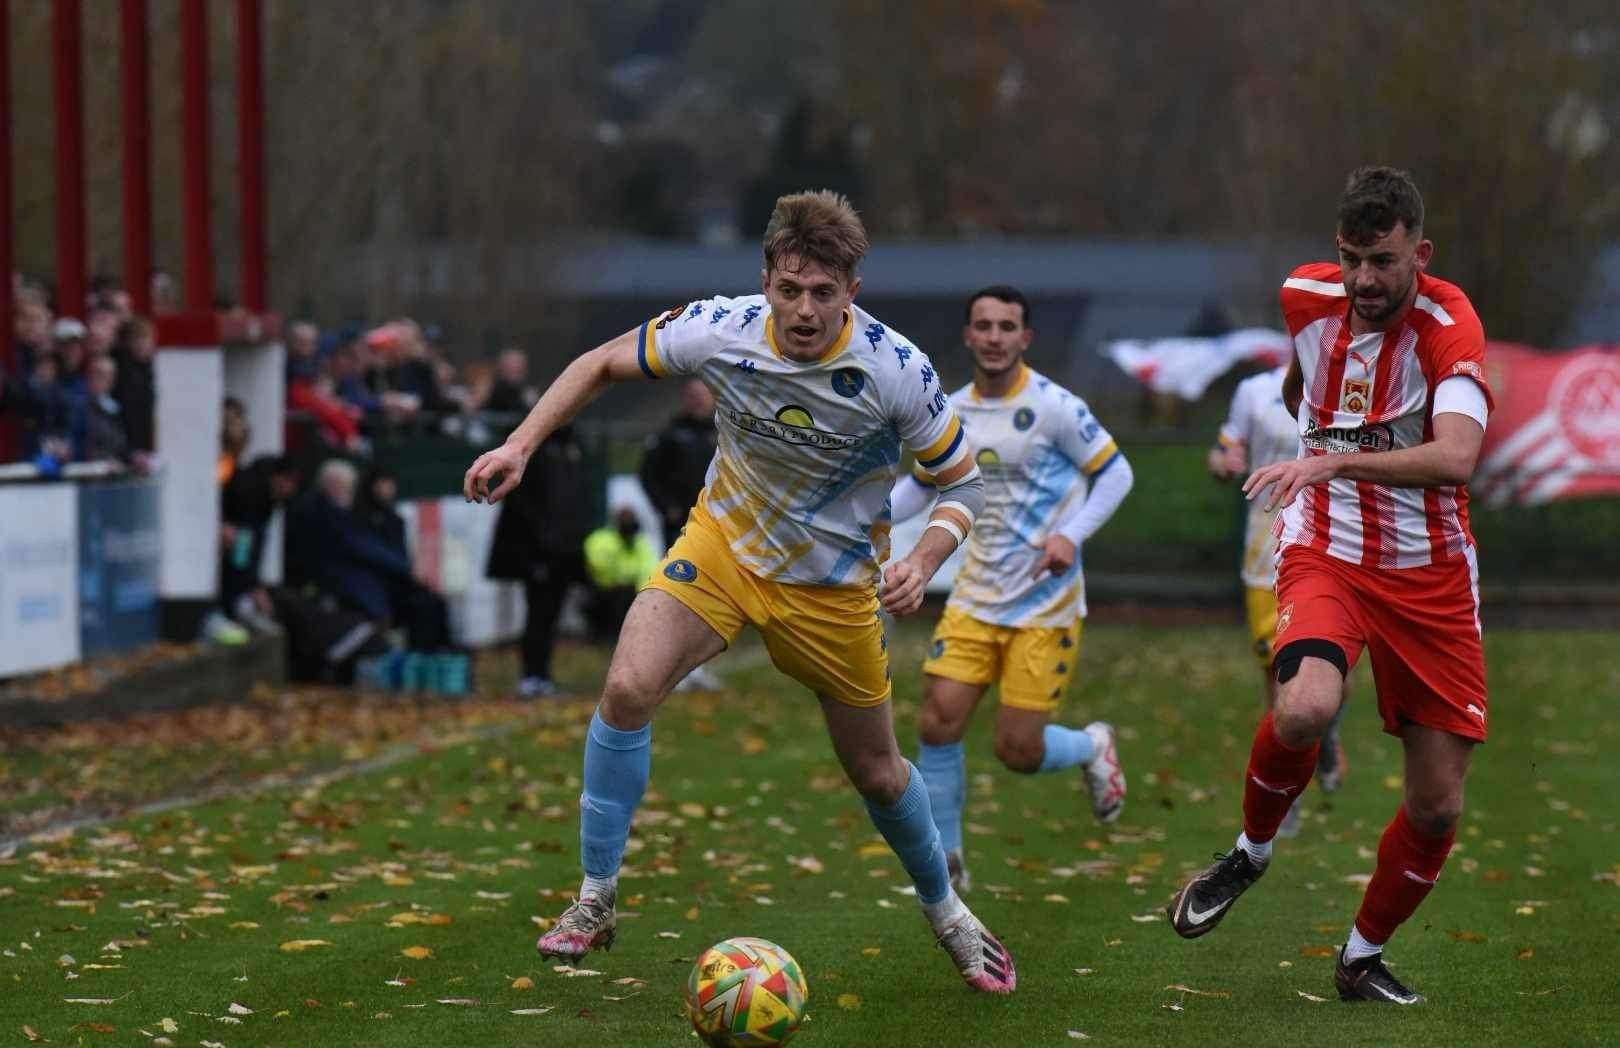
[935,912,1017,994]
[535,889,617,961]
[1082,721,1126,823]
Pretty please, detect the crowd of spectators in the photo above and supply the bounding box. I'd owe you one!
[0,275,156,471]
[5,287,717,694]
[282,317,537,457]
[206,314,557,683]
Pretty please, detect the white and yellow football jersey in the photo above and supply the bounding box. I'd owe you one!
[638,294,968,588]
[927,365,1119,628]
[1217,366,1298,590]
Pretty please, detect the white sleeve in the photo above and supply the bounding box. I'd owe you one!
[887,474,935,523]
[638,296,739,378]
[890,350,969,477]
[1052,392,1121,478]
[1054,454,1134,547]
[1218,378,1253,447]
[1433,375,1488,430]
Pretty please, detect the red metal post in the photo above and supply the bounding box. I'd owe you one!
[179,0,213,312]
[236,0,266,313]
[52,0,86,320]
[121,0,152,316]
[0,0,13,379]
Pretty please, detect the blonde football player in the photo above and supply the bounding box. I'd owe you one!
[464,193,1016,993]
[890,286,1132,892]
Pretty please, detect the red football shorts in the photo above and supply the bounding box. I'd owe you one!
[1273,544,1488,742]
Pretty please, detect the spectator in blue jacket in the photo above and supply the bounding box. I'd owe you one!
[287,458,450,651]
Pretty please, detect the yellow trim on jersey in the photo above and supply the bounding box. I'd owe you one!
[969,363,1031,402]
[1082,439,1119,476]
[764,310,854,364]
[915,414,965,470]
[639,320,668,378]
[1217,433,1242,448]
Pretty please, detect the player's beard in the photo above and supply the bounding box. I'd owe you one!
[1353,273,1414,325]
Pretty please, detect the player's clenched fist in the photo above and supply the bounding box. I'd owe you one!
[880,556,929,616]
[1029,534,1077,580]
[463,442,528,504]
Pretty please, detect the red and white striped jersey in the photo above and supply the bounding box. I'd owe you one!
[1275,262,1493,570]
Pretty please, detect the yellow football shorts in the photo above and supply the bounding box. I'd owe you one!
[642,504,890,707]
[921,604,1082,712]
[1245,585,1278,669]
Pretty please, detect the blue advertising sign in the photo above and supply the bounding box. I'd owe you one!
[78,479,162,656]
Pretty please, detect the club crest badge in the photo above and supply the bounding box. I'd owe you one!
[1341,377,1371,415]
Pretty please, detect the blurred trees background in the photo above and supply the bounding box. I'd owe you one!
[5,0,1617,346]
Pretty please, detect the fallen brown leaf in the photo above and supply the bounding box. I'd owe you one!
[401,946,433,959]
[278,939,333,952]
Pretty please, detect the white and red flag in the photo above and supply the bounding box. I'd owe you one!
[1473,344,1620,505]
[1102,329,1290,401]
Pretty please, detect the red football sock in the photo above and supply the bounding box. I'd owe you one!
[1241,710,1320,843]
[1354,806,1456,945]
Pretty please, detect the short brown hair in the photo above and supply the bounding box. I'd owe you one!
[1337,166,1424,244]
[762,190,869,282]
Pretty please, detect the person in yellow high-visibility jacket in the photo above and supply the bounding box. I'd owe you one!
[582,507,658,641]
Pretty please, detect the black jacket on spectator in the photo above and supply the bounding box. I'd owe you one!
[487,425,596,580]
[0,366,22,462]
[80,395,129,462]
[379,359,453,415]
[482,379,530,415]
[639,415,718,528]
[113,353,156,452]
[220,456,286,605]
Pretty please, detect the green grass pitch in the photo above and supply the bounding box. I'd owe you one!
[0,620,1616,1046]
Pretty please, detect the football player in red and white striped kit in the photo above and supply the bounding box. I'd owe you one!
[1168,167,1493,1005]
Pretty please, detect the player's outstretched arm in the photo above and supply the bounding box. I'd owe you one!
[1244,413,1486,511]
[463,327,647,504]
[881,455,982,616]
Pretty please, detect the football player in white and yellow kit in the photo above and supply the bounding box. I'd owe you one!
[1209,366,1348,831]
[890,287,1133,892]
[464,192,1016,994]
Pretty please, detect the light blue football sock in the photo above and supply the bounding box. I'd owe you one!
[865,760,951,905]
[579,710,651,879]
[918,741,966,853]
[1037,723,1096,772]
